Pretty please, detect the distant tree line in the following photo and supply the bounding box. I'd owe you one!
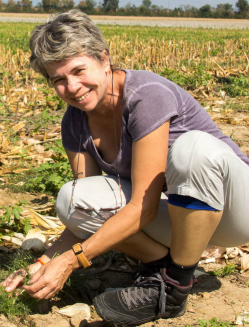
[0,0,248,19]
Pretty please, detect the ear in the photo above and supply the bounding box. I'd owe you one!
[101,49,111,73]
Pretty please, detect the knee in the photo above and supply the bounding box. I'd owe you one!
[56,181,74,223]
[55,175,128,227]
[55,180,102,236]
[166,130,231,180]
[165,131,232,210]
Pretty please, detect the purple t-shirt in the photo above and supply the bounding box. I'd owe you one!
[62,69,249,179]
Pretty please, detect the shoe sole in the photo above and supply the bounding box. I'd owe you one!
[93,297,187,327]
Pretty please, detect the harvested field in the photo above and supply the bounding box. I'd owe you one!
[0,20,248,327]
[0,13,248,28]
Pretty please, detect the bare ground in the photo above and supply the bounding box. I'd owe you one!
[0,238,249,327]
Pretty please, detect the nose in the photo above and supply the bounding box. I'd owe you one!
[66,76,81,94]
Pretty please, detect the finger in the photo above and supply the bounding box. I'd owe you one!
[23,274,61,299]
[23,275,47,294]
[5,275,24,292]
[28,262,42,275]
[1,273,15,286]
[38,283,62,300]
[24,284,59,300]
[27,266,45,284]
[44,288,60,300]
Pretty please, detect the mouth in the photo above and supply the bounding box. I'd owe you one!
[75,90,90,102]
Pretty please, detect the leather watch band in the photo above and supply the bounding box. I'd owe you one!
[72,243,91,268]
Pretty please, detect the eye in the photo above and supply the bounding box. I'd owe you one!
[76,68,85,75]
[52,77,64,85]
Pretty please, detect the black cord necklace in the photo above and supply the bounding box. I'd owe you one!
[111,70,123,207]
[72,70,123,209]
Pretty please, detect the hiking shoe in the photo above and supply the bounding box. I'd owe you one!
[93,269,194,327]
[131,254,170,282]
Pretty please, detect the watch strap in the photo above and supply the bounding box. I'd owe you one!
[72,243,91,268]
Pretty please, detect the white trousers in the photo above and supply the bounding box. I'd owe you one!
[56,131,249,248]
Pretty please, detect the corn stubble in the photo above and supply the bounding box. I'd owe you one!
[0,30,248,189]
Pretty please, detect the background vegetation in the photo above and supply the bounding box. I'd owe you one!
[0,0,249,18]
[0,18,248,327]
[0,23,248,200]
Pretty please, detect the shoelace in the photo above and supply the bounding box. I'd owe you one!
[121,272,167,316]
[132,266,157,281]
[122,286,152,309]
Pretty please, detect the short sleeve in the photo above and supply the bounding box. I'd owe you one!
[126,82,179,141]
[61,106,86,152]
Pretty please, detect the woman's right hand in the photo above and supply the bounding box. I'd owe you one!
[1,261,43,293]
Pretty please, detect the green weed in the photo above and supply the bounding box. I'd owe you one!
[0,286,37,318]
[0,200,31,234]
[230,130,238,143]
[0,131,71,196]
[186,318,233,326]
[162,67,213,91]
[4,250,34,280]
[24,161,72,195]
[197,318,233,326]
[228,102,249,112]
[24,140,73,196]
[208,264,236,277]
[0,250,40,318]
[220,75,249,97]
[31,108,59,134]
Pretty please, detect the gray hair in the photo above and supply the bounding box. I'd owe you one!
[29,9,110,80]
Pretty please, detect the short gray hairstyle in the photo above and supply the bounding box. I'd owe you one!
[29,9,110,80]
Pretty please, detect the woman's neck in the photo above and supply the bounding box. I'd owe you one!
[86,70,125,120]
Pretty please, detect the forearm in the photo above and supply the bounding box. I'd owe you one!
[53,203,156,271]
[81,202,155,261]
[39,228,83,263]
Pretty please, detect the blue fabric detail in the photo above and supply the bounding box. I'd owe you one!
[167,194,218,211]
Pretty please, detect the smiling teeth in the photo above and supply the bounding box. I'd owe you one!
[76,91,90,101]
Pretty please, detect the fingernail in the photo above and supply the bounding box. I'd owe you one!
[6,287,10,291]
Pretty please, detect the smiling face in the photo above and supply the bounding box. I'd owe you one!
[46,54,112,113]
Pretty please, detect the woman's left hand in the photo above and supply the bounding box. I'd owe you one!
[22,252,76,299]
[1,261,43,294]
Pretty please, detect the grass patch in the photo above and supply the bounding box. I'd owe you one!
[187,318,233,326]
[208,264,236,277]
[0,250,40,319]
[197,318,233,326]
[228,101,249,112]
[0,286,38,318]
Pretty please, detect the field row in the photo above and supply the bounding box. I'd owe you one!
[0,30,248,114]
[0,14,249,29]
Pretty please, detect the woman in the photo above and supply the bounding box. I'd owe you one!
[2,9,249,327]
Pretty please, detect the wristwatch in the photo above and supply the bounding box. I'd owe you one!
[72,243,92,268]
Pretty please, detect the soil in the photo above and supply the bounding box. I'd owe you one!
[0,114,249,327]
